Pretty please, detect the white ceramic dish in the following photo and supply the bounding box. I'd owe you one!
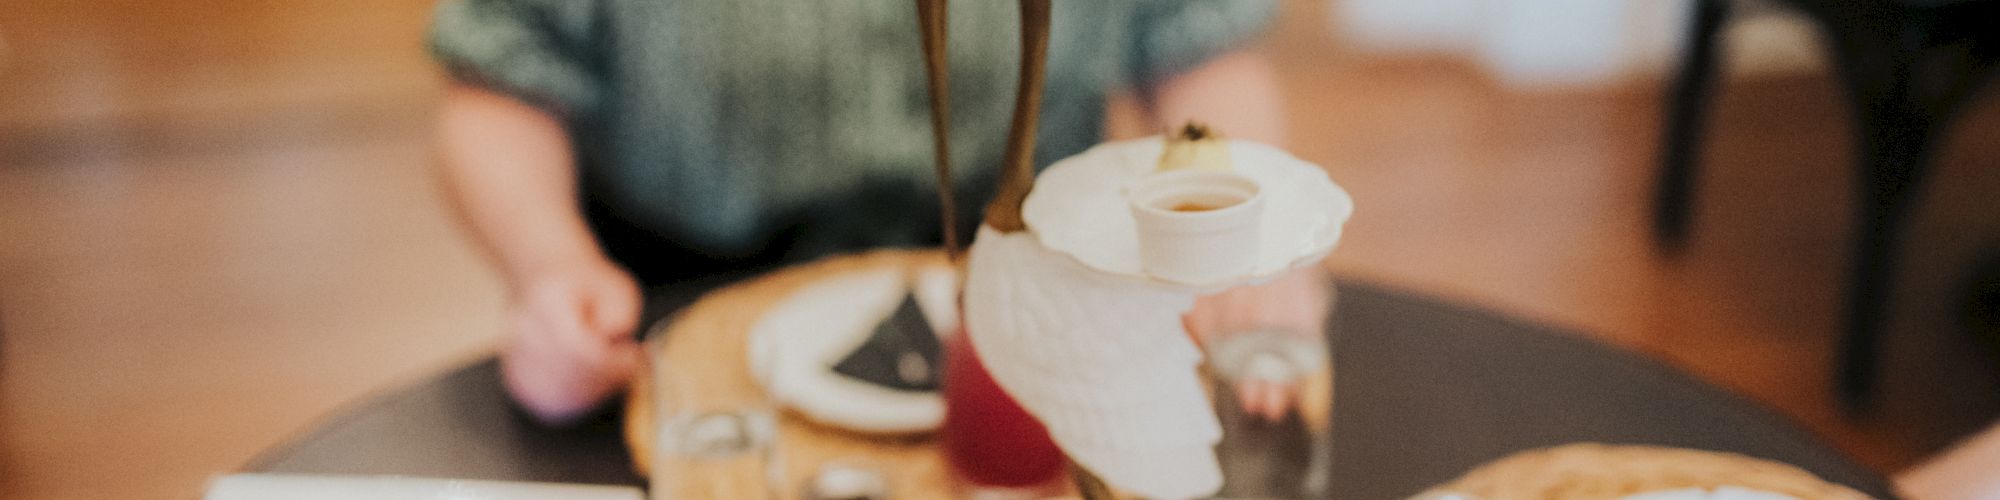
[745,265,958,434]
[1417,486,1801,500]
[1022,137,1352,290]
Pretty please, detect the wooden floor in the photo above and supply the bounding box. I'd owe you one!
[4,1,1998,498]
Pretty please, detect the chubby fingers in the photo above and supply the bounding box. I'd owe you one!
[502,284,640,424]
[1235,378,1299,422]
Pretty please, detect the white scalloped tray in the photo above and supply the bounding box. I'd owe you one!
[1022,137,1352,290]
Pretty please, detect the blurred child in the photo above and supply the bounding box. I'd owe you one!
[428,0,1320,423]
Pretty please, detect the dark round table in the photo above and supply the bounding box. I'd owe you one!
[249,282,1896,499]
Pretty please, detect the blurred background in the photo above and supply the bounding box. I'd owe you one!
[2,0,1997,498]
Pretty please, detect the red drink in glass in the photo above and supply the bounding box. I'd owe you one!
[940,329,1066,487]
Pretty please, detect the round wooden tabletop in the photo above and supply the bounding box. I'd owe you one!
[251,251,1896,499]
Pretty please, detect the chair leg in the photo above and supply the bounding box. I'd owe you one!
[1654,0,1730,251]
[1833,23,1937,413]
[1839,186,1915,413]
[1962,249,2000,367]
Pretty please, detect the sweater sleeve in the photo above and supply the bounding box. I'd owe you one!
[1127,0,1279,88]
[429,0,604,117]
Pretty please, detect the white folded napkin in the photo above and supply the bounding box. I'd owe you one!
[963,226,1223,499]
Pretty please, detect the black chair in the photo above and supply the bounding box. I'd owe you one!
[1965,249,2000,367]
[1655,0,2000,411]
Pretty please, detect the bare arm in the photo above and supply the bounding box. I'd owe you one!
[1148,49,1329,420]
[436,83,641,424]
[436,83,605,281]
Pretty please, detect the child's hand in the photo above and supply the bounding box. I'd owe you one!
[1183,264,1331,421]
[498,257,644,425]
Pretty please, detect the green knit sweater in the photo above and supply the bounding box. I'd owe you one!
[431,0,1274,255]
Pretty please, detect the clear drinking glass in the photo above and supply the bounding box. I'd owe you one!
[1202,290,1336,499]
[649,350,782,500]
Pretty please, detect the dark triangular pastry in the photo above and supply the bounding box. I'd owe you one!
[831,292,943,392]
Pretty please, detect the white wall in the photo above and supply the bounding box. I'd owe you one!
[1330,0,1826,89]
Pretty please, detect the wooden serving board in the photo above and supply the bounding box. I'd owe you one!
[622,250,963,498]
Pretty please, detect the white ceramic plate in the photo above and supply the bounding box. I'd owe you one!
[1022,137,1353,290]
[745,265,958,434]
[1418,486,1799,500]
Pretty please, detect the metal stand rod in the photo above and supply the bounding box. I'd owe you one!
[915,0,958,261]
[983,0,1050,233]
[1070,459,1116,500]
